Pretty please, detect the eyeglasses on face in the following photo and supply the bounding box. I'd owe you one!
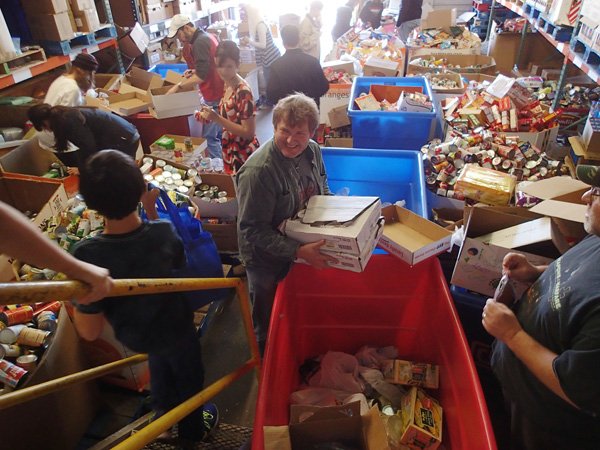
[589,186,600,198]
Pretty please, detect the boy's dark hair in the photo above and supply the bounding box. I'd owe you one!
[281,25,300,48]
[215,40,240,66]
[28,103,52,131]
[79,150,144,220]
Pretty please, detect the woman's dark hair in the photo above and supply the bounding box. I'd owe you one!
[28,103,52,132]
[215,40,240,67]
[79,149,145,220]
[49,106,85,153]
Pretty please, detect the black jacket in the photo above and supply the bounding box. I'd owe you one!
[397,0,423,26]
[266,48,329,107]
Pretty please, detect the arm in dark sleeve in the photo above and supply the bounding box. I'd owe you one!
[237,167,300,261]
[266,64,286,105]
[311,61,330,99]
[313,143,331,195]
[192,35,212,81]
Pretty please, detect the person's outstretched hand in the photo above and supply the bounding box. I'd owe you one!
[502,252,543,283]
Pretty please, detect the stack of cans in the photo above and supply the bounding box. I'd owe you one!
[140,157,199,196]
[194,184,229,204]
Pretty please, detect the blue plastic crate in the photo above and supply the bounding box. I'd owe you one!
[321,147,428,218]
[148,63,187,78]
[348,76,438,150]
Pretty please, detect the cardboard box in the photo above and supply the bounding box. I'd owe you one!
[142,154,197,196]
[203,221,238,252]
[145,3,167,23]
[323,137,353,148]
[28,12,75,42]
[319,83,352,126]
[147,41,164,66]
[263,401,389,450]
[399,387,443,450]
[162,0,175,19]
[363,56,401,77]
[382,359,440,389]
[149,72,202,119]
[0,138,78,196]
[87,90,151,116]
[74,8,101,33]
[407,54,496,75]
[451,206,559,297]
[0,174,68,281]
[582,116,600,153]
[328,104,351,129]
[455,164,517,206]
[119,66,164,95]
[94,73,123,91]
[149,134,207,157]
[428,72,465,94]
[322,59,356,75]
[21,0,69,15]
[2,306,99,450]
[379,205,452,266]
[191,172,237,219]
[69,0,95,13]
[283,196,382,256]
[310,219,383,273]
[118,22,149,58]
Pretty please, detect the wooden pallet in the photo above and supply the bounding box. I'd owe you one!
[0,48,47,75]
[41,25,117,56]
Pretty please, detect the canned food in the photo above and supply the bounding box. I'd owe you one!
[177,186,189,194]
[163,164,174,173]
[17,328,50,347]
[16,354,38,371]
[183,180,194,187]
[162,171,173,179]
[0,306,33,326]
[174,179,184,187]
[199,184,210,192]
[142,157,153,165]
[143,174,154,182]
[37,311,57,332]
[171,172,182,181]
[0,344,21,358]
[217,191,228,198]
[184,137,194,152]
[187,168,198,179]
[0,359,29,388]
[34,301,61,316]
[209,185,219,193]
[155,160,166,168]
[155,175,165,183]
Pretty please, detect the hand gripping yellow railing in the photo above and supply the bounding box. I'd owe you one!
[0,277,261,450]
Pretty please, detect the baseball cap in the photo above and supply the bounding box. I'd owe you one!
[167,14,191,38]
[72,53,98,72]
[577,164,600,187]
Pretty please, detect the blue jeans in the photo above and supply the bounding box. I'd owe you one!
[202,100,222,159]
[148,327,205,441]
[245,264,291,355]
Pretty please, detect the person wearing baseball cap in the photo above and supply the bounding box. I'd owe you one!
[482,164,600,450]
[166,14,224,158]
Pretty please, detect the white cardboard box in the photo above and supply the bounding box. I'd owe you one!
[149,71,202,119]
[283,196,381,256]
[319,83,352,126]
[379,205,452,266]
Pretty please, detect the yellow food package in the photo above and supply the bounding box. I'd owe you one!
[399,387,443,449]
[455,163,516,206]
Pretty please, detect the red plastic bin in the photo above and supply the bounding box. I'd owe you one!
[252,254,497,450]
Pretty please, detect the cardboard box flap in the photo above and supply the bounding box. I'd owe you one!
[263,426,292,450]
[0,140,62,175]
[530,200,586,223]
[165,70,185,84]
[478,217,553,249]
[122,67,164,92]
[370,84,423,103]
[302,196,379,224]
[520,176,589,200]
[150,82,197,95]
[465,206,542,237]
[290,401,362,424]
[421,8,457,29]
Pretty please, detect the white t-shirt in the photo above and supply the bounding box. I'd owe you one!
[44,75,84,106]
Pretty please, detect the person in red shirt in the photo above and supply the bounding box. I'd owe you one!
[167,14,224,159]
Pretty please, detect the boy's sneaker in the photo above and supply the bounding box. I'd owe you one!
[201,403,220,441]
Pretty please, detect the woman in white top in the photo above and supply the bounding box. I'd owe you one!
[44,52,98,107]
[299,1,324,61]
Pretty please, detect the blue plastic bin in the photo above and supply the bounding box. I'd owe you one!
[348,76,438,150]
[321,147,428,218]
[148,63,187,78]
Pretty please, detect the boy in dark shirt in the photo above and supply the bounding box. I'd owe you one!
[71,150,218,445]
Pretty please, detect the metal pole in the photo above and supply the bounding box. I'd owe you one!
[0,277,241,305]
[485,0,497,43]
[0,354,148,410]
[514,19,528,72]
[553,57,569,111]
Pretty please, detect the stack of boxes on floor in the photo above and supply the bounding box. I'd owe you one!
[21,0,101,43]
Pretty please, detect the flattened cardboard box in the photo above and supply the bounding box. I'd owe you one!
[87,91,151,116]
[379,205,452,266]
[283,197,381,256]
[451,206,558,298]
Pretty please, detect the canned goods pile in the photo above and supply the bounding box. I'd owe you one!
[421,132,568,200]
[410,56,486,72]
[194,184,229,204]
[446,79,562,134]
[140,157,199,196]
[428,75,460,91]
[0,301,61,390]
[407,26,481,50]
[323,68,353,85]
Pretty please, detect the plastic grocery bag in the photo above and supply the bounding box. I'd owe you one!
[143,188,227,309]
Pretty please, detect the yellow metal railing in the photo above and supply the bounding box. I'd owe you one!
[0,277,261,449]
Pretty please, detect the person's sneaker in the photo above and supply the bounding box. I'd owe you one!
[201,402,220,440]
